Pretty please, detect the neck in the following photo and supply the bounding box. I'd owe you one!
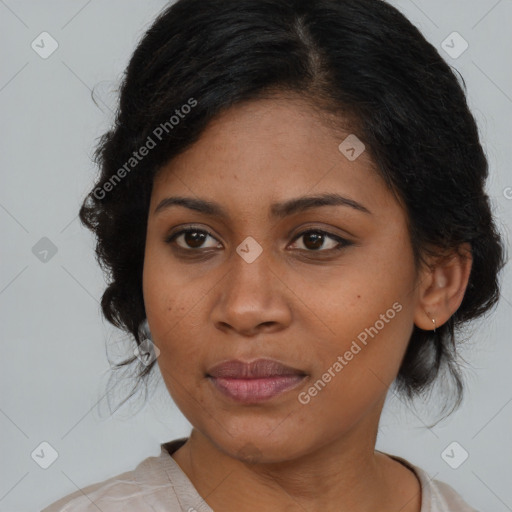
[170,407,420,512]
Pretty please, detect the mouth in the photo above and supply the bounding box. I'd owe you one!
[206,358,307,403]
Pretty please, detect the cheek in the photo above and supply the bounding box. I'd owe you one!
[302,267,415,397]
[296,303,413,431]
[143,238,190,322]
[143,259,214,381]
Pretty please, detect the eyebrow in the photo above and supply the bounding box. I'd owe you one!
[154,192,372,219]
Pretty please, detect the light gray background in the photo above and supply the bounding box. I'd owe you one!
[1,1,511,510]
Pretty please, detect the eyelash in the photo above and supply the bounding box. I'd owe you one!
[165,226,352,255]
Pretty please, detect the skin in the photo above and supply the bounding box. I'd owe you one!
[142,96,472,512]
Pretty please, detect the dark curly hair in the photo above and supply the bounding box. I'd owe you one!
[81,0,507,418]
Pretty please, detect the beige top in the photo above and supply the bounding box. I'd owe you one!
[41,437,480,512]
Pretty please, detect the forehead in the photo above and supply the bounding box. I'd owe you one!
[150,97,395,219]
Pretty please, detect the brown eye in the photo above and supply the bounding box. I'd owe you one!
[290,230,351,252]
[165,227,352,255]
[302,232,325,250]
[182,230,207,248]
[166,228,220,250]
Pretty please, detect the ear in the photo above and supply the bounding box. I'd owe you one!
[413,243,473,331]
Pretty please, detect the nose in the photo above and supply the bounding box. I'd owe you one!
[210,248,292,337]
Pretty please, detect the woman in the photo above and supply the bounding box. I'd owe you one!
[42,0,506,510]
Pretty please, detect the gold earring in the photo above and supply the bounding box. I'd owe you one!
[426,311,437,333]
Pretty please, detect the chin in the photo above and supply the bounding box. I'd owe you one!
[206,426,314,465]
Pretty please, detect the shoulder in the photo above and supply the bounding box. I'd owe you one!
[41,439,196,512]
[388,454,481,512]
[40,468,144,512]
[427,477,481,512]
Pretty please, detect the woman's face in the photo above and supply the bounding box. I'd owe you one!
[143,96,427,462]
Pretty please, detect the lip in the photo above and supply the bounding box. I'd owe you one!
[207,358,306,378]
[207,358,307,403]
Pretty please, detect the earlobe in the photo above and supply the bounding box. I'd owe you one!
[413,243,472,331]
